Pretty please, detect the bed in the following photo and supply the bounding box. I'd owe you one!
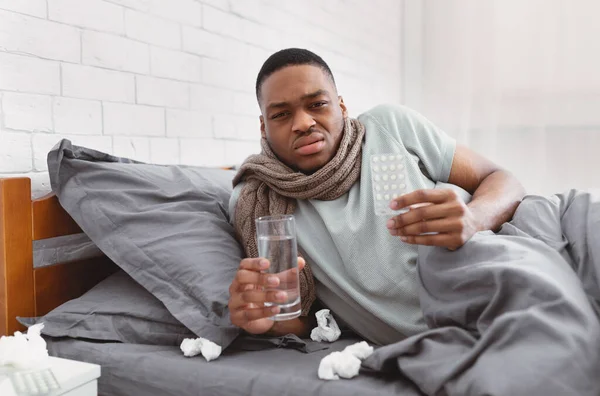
[0,147,423,396]
[3,139,600,396]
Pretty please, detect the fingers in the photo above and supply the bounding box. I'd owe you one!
[232,257,304,291]
[230,305,280,325]
[234,269,279,289]
[229,255,304,308]
[389,218,465,237]
[229,256,305,332]
[298,257,306,271]
[239,289,289,304]
[398,233,457,247]
[232,258,278,293]
[239,257,270,271]
[238,257,304,274]
[385,189,474,249]
[397,233,469,250]
[390,189,458,210]
[278,266,302,284]
[229,285,287,318]
[387,202,464,229]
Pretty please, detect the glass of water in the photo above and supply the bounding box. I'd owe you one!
[255,215,301,321]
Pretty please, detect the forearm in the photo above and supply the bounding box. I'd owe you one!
[468,170,525,232]
[265,315,314,337]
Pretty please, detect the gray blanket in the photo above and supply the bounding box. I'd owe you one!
[363,190,600,395]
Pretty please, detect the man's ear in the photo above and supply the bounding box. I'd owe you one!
[260,115,266,138]
[338,96,348,118]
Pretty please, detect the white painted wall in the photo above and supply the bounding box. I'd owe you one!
[0,0,403,197]
[404,0,600,195]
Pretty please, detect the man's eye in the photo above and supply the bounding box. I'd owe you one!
[311,101,327,108]
[271,112,287,119]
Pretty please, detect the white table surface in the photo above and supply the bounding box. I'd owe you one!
[47,357,101,396]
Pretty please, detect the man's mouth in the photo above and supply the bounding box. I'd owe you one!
[294,135,326,156]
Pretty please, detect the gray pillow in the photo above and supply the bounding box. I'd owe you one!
[47,139,242,348]
[37,270,195,345]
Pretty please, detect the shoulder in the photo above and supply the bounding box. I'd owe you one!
[358,103,418,124]
[358,103,435,143]
[358,104,429,134]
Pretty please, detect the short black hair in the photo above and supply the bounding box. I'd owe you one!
[255,48,336,101]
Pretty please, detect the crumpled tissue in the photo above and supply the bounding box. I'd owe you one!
[318,341,374,380]
[0,324,49,369]
[342,341,374,360]
[310,309,341,342]
[180,337,222,362]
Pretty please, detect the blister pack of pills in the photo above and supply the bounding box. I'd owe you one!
[370,153,410,216]
[9,368,60,395]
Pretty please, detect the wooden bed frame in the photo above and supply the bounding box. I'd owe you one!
[0,177,117,336]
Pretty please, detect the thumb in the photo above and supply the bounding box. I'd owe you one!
[297,257,306,271]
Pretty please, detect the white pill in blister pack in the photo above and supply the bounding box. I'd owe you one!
[370,153,410,216]
[9,368,60,395]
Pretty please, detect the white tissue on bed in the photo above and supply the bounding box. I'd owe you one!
[343,341,374,360]
[180,337,222,362]
[310,309,341,342]
[318,341,374,381]
[0,323,49,369]
[318,351,361,380]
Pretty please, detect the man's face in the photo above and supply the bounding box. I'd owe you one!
[258,65,347,174]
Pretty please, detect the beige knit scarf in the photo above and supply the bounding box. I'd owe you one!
[232,117,366,316]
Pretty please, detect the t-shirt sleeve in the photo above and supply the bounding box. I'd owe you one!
[364,104,456,183]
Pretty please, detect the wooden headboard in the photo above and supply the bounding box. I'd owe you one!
[0,177,118,336]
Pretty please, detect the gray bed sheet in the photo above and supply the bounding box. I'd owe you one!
[46,336,423,396]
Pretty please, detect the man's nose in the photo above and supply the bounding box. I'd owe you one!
[291,111,316,134]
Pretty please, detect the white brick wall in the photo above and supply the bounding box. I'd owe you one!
[150,47,202,82]
[0,0,47,18]
[146,0,202,27]
[3,93,53,132]
[180,137,225,166]
[48,0,124,34]
[125,9,181,49]
[0,10,80,63]
[0,52,60,94]
[0,0,403,197]
[62,63,136,102]
[53,97,102,135]
[112,136,150,162]
[190,84,234,113]
[82,31,150,74]
[166,109,212,137]
[213,114,237,139]
[224,140,261,165]
[136,76,189,108]
[0,132,32,172]
[149,137,179,164]
[103,102,164,136]
[182,26,227,58]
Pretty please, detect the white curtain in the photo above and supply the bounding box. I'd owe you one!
[403,0,600,195]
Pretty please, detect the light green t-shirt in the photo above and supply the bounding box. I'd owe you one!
[230,104,456,345]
